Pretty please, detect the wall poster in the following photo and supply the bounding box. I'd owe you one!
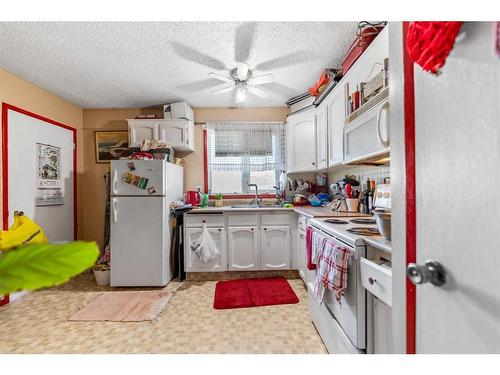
[35,143,64,206]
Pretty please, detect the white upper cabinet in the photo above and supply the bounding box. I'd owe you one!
[327,89,345,167]
[157,119,195,152]
[285,122,294,173]
[287,108,317,172]
[260,226,290,270]
[315,103,328,170]
[128,120,158,147]
[127,119,195,152]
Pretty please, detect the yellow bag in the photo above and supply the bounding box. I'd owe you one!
[0,211,48,251]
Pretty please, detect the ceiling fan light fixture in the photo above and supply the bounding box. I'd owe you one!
[235,84,247,103]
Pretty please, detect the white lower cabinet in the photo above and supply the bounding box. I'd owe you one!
[260,226,290,269]
[297,228,307,280]
[185,227,227,272]
[228,226,259,270]
[184,212,295,273]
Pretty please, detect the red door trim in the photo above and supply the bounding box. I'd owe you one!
[1,103,78,240]
[402,22,417,354]
[203,128,208,193]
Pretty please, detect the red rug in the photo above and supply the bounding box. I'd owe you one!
[213,277,299,309]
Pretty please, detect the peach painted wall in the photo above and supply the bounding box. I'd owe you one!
[0,67,84,236]
[81,106,289,249]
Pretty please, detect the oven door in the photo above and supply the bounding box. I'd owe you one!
[309,226,366,350]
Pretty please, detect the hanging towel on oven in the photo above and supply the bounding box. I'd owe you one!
[313,237,352,303]
[306,227,318,270]
[306,227,327,270]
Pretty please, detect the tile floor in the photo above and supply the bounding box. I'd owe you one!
[0,272,327,354]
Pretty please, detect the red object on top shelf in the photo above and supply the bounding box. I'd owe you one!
[308,71,331,97]
[342,25,385,75]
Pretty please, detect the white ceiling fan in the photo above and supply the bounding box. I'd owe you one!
[208,62,275,104]
[172,22,310,105]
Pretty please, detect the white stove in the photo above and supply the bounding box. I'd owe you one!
[309,217,380,248]
[307,216,381,354]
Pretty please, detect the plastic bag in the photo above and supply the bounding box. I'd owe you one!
[0,211,48,251]
[190,223,219,263]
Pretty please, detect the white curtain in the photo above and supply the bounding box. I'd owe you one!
[204,122,286,194]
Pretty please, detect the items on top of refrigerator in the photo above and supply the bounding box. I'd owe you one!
[140,139,171,152]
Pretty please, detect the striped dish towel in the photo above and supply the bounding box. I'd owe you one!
[313,236,352,303]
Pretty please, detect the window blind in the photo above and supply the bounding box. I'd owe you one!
[204,122,286,194]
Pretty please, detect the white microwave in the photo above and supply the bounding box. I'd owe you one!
[343,98,390,165]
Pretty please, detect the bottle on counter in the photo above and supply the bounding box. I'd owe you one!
[367,188,373,214]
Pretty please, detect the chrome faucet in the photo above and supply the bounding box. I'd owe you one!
[273,185,282,205]
[248,184,261,206]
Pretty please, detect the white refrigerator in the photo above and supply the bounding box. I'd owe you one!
[109,160,183,287]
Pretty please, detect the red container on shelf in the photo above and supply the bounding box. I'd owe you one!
[342,25,385,75]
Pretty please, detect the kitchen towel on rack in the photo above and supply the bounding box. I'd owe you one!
[312,236,352,303]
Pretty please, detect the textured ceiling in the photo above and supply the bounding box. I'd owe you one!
[0,22,358,108]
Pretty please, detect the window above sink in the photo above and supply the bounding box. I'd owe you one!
[203,122,286,197]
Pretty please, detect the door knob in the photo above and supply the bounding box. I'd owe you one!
[407,260,446,286]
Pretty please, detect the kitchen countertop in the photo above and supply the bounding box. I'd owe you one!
[293,206,370,218]
[186,205,371,217]
[186,205,391,252]
[363,236,392,253]
[186,206,294,213]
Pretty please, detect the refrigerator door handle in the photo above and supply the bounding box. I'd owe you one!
[112,198,118,223]
[113,169,118,195]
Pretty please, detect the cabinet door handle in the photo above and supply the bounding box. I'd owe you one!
[251,228,254,231]
[264,228,267,231]
[218,228,221,232]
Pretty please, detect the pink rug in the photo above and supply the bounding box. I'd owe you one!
[69,290,173,322]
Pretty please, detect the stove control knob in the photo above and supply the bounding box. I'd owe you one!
[407,260,446,286]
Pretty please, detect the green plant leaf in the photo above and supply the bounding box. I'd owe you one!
[0,241,99,295]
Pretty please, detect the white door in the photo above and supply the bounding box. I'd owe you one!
[327,90,345,167]
[228,226,259,270]
[111,160,165,196]
[185,227,227,272]
[260,226,290,270]
[6,108,75,242]
[157,120,186,148]
[316,103,328,170]
[110,196,167,286]
[128,120,158,147]
[291,111,317,172]
[410,22,500,353]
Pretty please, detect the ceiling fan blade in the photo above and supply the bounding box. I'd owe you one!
[176,78,227,92]
[171,41,227,70]
[247,85,269,99]
[249,73,275,85]
[208,72,232,83]
[210,85,235,95]
[255,51,316,71]
[234,22,257,63]
[236,62,249,80]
